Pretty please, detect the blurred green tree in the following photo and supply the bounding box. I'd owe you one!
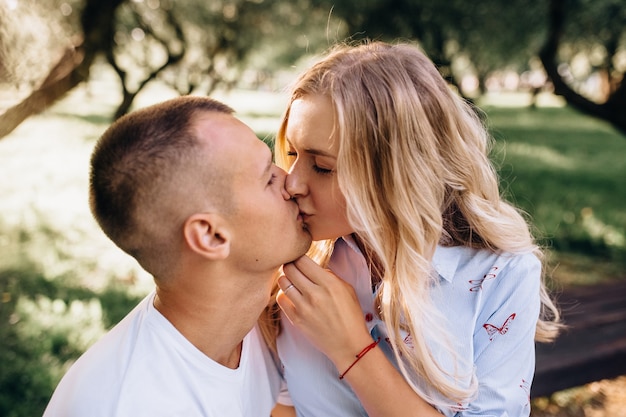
[0,0,341,138]
[311,0,626,135]
[540,0,626,135]
[1,0,624,137]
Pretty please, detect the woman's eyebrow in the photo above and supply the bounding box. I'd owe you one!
[305,148,336,159]
[287,139,336,159]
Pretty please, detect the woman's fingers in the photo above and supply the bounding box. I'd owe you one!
[276,258,329,324]
[282,262,312,293]
[276,276,297,322]
[282,255,341,294]
[276,264,372,365]
[290,255,329,285]
[277,274,301,297]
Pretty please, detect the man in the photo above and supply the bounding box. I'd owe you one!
[43,96,311,416]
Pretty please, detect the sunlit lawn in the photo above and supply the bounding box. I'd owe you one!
[480,101,626,286]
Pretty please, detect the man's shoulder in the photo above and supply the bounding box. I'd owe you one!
[43,297,152,416]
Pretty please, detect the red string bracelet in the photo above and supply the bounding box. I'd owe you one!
[339,337,380,380]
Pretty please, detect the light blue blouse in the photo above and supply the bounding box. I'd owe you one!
[277,236,540,416]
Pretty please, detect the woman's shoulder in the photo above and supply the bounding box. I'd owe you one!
[435,245,540,289]
[437,244,539,268]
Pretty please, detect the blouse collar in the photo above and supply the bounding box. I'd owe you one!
[340,235,463,284]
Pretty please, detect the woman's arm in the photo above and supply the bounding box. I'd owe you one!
[277,256,443,417]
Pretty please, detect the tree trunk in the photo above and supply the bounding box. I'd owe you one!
[540,0,626,136]
[0,0,126,140]
[0,47,87,139]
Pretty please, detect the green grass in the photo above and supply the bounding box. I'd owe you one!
[482,104,626,285]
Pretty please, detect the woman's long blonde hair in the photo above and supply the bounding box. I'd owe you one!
[274,41,561,407]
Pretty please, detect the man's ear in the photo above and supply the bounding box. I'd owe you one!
[183,213,230,260]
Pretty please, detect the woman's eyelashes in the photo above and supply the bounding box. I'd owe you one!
[312,165,333,175]
[286,151,334,175]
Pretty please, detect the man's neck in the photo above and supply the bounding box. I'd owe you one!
[152,279,269,368]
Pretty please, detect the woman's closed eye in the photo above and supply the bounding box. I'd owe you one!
[286,149,334,175]
[312,165,333,175]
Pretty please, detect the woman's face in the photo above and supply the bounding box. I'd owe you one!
[283,94,354,241]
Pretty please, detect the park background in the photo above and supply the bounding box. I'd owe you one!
[1,0,625,416]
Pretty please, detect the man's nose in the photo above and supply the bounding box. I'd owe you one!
[276,168,292,201]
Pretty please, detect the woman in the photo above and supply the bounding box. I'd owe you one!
[272,41,561,416]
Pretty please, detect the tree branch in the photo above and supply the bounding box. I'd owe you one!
[111,4,187,119]
[0,0,127,140]
[540,0,626,136]
[0,45,86,139]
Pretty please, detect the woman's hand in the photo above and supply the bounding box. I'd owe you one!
[276,255,374,370]
[277,256,443,417]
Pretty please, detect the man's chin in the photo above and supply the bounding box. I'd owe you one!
[285,239,312,264]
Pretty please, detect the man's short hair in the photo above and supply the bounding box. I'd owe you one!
[89,96,234,277]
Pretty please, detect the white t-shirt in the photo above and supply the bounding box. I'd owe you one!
[44,291,283,417]
[278,236,540,416]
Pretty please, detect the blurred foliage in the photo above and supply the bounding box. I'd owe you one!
[312,0,548,83]
[2,0,625,132]
[0,0,345,123]
[312,0,624,90]
[0,223,142,417]
[0,0,75,88]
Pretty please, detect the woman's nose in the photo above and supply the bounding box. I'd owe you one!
[285,165,307,198]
